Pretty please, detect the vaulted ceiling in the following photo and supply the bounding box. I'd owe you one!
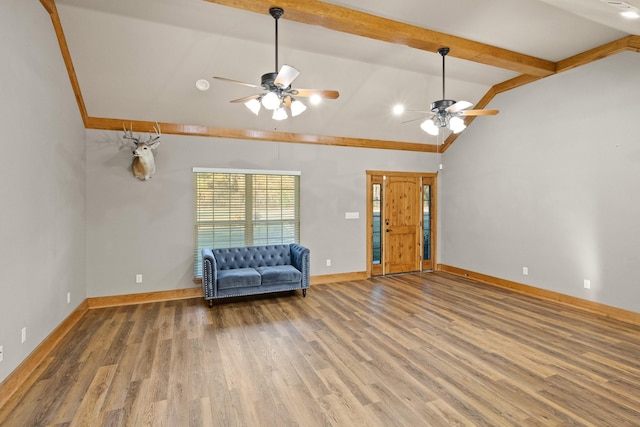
[49,0,640,151]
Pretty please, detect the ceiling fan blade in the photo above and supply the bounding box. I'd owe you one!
[213,76,261,89]
[274,65,300,88]
[229,94,261,104]
[294,89,340,99]
[459,109,500,116]
[446,100,473,113]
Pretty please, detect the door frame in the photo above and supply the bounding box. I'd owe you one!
[366,170,438,277]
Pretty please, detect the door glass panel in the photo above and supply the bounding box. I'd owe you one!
[372,183,381,264]
[423,184,431,261]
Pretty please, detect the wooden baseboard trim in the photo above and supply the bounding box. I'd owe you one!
[87,287,203,309]
[0,300,89,411]
[437,264,640,326]
[311,271,368,285]
[90,274,371,308]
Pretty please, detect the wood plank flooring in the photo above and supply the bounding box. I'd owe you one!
[1,272,640,426]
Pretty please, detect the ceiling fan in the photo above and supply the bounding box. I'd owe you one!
[400,47,499,136]
[213,7,340,120]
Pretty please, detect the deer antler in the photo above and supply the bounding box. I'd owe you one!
[122,122,161,144]
[122,122,140,144]
[147,122,161,143]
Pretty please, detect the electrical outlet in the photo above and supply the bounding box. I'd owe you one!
[0,345,3,363]
[584,279,591,289]
[522,266,528,275]
[21,327,27,343]
[136,274,143,283]
[326,259,331,267]
[67,292,71,304]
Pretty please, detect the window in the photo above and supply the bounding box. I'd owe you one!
[193,168,300,277]
[423,183,431,261]
[372,183,382,264]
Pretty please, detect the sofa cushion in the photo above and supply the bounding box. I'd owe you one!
[256,265,302,285]
[217,268,261,290]
[213,245,291,270]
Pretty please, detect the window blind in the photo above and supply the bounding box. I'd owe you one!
[193,169,300,277]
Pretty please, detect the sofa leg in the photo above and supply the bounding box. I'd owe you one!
[302,289,307,298]
[208,300,213,308]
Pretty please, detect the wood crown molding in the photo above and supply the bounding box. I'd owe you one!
[440,35,640,152]
[556,35,638,73]
[85,117,438,153]
[437,264,640,326]
[39,0,89,126]
[39,0,55,14]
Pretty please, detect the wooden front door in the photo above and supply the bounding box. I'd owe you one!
[383,175,421,274]
[367,171,437,277]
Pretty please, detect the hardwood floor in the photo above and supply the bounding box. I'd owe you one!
[1,272,640,426]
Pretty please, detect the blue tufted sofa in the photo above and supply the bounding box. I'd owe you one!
[201,243,310,307]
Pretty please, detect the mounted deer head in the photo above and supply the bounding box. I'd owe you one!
[122,123,161,181]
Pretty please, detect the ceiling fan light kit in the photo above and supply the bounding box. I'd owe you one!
[272,106,288,121]
[290,99,307,116]
[245,98,261,115]
[398,47,499,137]
[261,91,281,110]
[214,7,339,121]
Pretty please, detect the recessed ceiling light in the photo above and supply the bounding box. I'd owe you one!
[601,0,640,18]
[310,94,322,105]
[195,79,210,91]
[620,10,640,18]
[393,104,405,115]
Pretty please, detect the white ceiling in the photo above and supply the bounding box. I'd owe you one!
[54,0,638,145]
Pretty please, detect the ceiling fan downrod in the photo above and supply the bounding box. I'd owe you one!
[438,47,450,100]
[431,47,455,113]
[270,7,284,73]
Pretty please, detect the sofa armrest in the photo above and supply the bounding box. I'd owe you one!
[289,243,310,289]
[201,248,218,299]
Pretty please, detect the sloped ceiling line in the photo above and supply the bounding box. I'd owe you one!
[441,34,640,153]
[556,34,637,73]
[40,0,89,126]
[41,1,638,153]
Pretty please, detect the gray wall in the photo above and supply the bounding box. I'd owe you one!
[0,1,86,383]
[85,132,438,297]
[442,51,640,313]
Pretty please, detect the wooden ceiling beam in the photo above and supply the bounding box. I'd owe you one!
[203,0,556,77]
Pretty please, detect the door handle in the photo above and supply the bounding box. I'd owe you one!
[386,229,392,232]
